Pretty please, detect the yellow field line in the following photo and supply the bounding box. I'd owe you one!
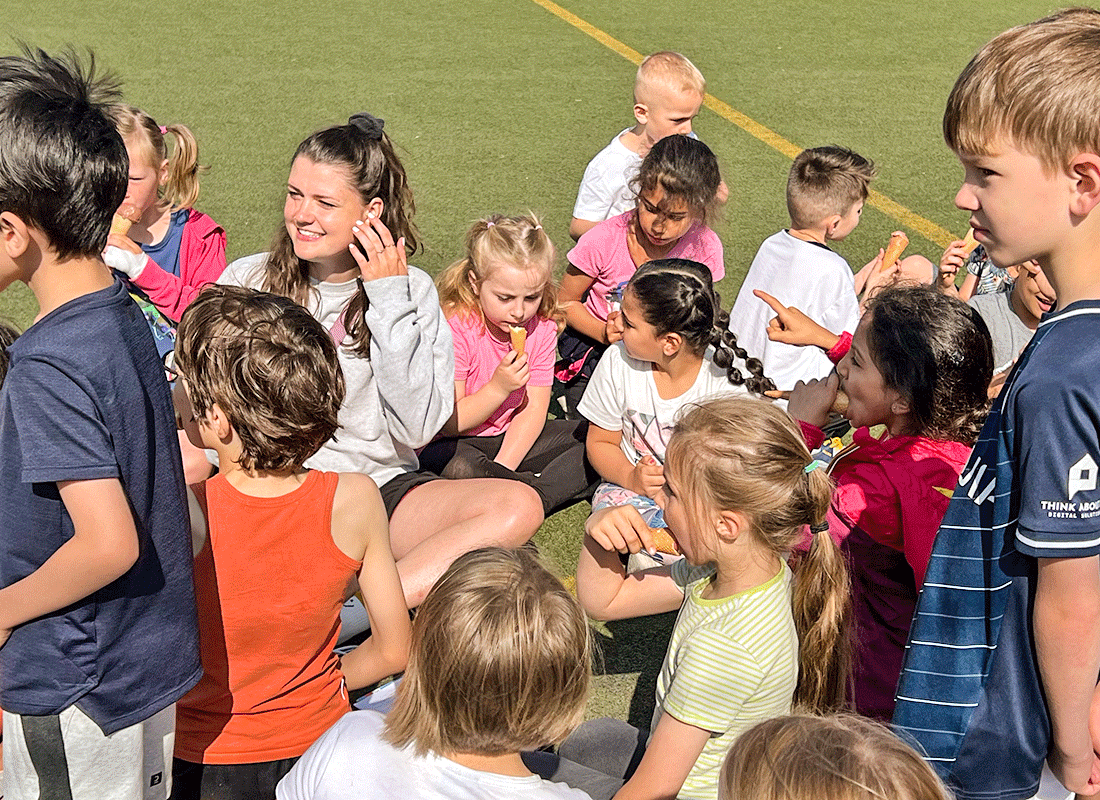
[527,0,956,248]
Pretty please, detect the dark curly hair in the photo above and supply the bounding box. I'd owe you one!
[864,285,993,444]
[627,259,774,394]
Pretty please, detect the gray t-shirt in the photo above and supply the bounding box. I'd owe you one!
[968,292,1034,373]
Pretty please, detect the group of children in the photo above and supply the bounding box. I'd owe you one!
[2,8,1100,800]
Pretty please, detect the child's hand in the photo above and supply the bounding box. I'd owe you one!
[605,310,623,345]
[755,290,839,351]
[103,238,150,279]
[106,232,142,254]
[586,505,659,555]
[938,240,969,294]
[853,249,885,296]
[350,215,408,281]
[629,455,665,498]
[491,350,530,393]
[787,372,841,429]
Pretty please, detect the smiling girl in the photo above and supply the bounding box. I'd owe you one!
[219,113,543,607]
[555,135,725,416]
[785,285,994,719]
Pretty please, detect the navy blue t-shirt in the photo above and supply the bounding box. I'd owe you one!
[0,278,201,734]
[894,301,1100,800]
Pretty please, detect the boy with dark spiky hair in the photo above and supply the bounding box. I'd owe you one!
[0,48,199,799]
[893,10,1100,800]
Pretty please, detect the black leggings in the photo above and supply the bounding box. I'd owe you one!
[418,419,598,515]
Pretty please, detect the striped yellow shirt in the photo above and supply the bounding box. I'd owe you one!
[654,561,797,800]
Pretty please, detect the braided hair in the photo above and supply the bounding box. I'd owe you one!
[627,259,774,394]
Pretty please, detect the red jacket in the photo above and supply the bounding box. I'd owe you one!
[131,208,226,322]
[801,421,971,720]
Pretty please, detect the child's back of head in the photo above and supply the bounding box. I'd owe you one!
[0,47,126,260]
[786,146,875,231]
[720,714,951,800]
[945,7,1100,172]
[384,546,591,757]
[174,284,345,472]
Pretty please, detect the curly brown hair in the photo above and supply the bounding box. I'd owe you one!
[174,285,345,472]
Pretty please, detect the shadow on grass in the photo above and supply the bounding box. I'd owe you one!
[592,610,677,729]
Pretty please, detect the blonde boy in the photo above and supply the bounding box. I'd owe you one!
[569,51,706,241]
[277,547,592,800]
[728,146,873,390]
[893,10,1100,800]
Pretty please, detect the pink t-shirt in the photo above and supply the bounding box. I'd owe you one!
[567,210,725,322]
[449,312,558,437]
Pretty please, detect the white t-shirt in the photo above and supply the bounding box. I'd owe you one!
[728,230,859,390]
[276,710,591,800]
[572,129,643,223]
[577,342,748,465]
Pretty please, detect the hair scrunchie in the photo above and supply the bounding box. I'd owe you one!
[348,112,385,140]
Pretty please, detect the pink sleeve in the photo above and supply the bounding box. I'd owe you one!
[798,420,826,450]
[699,227,725,281]
[826,331,852,364]
[526,318,557,387]
[131,210,226,322]
[566,222,607,279]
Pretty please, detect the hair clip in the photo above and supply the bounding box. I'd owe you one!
[804,459,827,474]
[486,221,495,227]
[158,125,167,135]
[348,112,385,141]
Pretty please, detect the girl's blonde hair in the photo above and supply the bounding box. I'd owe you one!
[665,397,851,713]
[720,714,950,800]
[107,104,205,209]
[436,213,560,329]
[262,113,420,359]
[383,547,591,757]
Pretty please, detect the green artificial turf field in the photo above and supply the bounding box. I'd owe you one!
[0,0,1056,724]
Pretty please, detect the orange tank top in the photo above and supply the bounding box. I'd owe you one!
[175,470,362,764]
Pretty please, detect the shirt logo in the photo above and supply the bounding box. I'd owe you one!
[1069,454,1099,500]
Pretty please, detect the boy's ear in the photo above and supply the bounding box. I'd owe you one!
[633,101,650,127]
[1067,153,1100,217]
[0,211,32,261]
[207,402,233,442]
[824,213,843,237]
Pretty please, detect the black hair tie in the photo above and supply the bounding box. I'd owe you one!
[348,112,385,141]
[810,520,830,534]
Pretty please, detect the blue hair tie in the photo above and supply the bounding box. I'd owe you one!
[804,459,827,474]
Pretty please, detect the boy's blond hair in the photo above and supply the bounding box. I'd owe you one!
[944,7,1100,171]
[635,51,705,104]
[383,547,591,757]
[720,714,951,800]
[786,146,875,230]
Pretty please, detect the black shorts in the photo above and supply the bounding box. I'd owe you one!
[378,470,439,518]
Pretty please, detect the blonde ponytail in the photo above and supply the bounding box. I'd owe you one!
[666,397,852,714]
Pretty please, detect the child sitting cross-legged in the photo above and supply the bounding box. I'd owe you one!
[277,547,593,800]
[170,285,412,799]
